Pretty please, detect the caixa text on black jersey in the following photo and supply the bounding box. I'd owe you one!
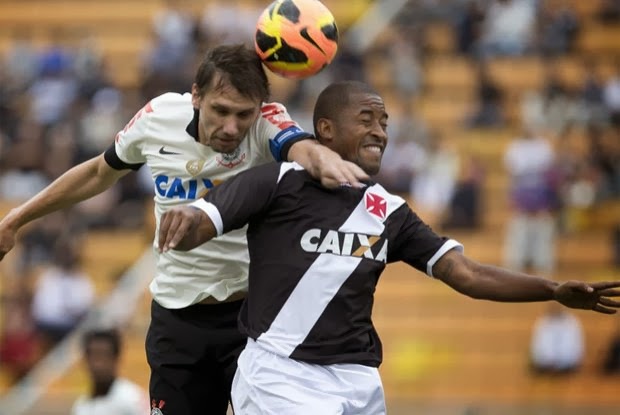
[300,228,388,263]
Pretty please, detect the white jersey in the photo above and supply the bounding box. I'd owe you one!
[108,92,310,308]
[71,378,148,415]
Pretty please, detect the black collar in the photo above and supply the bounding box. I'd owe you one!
[186,109,200,142]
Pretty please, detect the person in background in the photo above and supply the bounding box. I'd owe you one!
[530,302,584,375]
[72,328,148,415]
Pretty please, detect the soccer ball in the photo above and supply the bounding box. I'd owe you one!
[255,0,339,79]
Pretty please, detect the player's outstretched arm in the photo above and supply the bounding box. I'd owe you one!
[287,140,369,188]
[432,249,620,314]
[158,206,216,252]
[0,154,129,261]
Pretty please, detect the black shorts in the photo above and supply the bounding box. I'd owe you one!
[146,299,246,415]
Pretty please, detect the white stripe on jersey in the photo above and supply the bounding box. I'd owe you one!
[256,183,407,357]
[256,254,363,357]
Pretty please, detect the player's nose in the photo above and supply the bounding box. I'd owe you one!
[222,117,240,137]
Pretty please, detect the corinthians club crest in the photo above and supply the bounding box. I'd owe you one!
[216,146,246,168]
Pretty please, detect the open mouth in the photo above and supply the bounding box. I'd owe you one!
[363,144,384,154]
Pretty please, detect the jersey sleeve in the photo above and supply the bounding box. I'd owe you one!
[388,206,463,277]
[191,162,291,235]
[106,101,155,168]
[255,102,314,162]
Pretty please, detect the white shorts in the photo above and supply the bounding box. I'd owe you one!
[231,339,387,415]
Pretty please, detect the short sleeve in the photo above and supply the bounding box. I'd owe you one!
[388,206,463,277]
[255,102,314,162]
[113,101,154,165]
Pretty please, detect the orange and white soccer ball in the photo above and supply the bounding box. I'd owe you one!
[254,0,339,79]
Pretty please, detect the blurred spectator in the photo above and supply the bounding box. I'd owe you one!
[530,303,584,375]
[454,0,485,56]
[3,28,40,93]
[72,328,148,415]
[601,317,620,374]
[465,62,505,128]
[142,0,198,97]
[442,153,485,230]
[27,56,78,128]
[576,60,608,126]
[31,237,94,352]
[200,0,259,47]
[0,295,39,383]
[596,0,620,24]
[410,133,460,227]
[521,64,578,135]
[78,87,126,156]
[588,124,620,199]
[328,38,367,84]
[603,60,620,126]
[537,0,580,57]
[477,0,537,58]
[503,127,559,275]
[374,100,428,194]
[388,28,424,102]
[0,123,50,202]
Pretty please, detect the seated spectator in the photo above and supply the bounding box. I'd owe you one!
[503,127,559,275]
[537,1,580,57]
[596,0,620,24]
[442,154,485,230]
[72,328,148,415]
[477,0,536,58]
[465,63,505,128]
[0,295,39,383]
[530,303,584,374]
[31,237,94,352]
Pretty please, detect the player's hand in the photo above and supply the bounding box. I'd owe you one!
[311,146,369,189]
[554,280,620,314]
[158,206,205,252]
[0,220,17,261]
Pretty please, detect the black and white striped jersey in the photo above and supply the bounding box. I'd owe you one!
[192,162,463,367]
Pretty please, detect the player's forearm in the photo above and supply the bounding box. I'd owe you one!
[286,139,321,176]
[466,263,558,302]
[435,252,558,302]
[3,155,124,230]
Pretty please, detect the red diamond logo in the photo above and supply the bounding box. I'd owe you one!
[365,193,387,219]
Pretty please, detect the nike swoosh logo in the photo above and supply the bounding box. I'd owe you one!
[159,146,181,155]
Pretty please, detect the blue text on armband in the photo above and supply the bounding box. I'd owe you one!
[269,126,307,161]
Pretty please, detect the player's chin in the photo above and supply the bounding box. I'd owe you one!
[211,139,241,154]
[360,159,382,176]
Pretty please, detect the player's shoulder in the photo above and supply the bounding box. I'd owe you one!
[257,101,299,130]
[364,182,408,215]
[240,161,305,184]
[151,91,191,106]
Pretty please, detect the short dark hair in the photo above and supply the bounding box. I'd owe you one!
[312,81,378,140]
[194,44,270,103]
[82,328,121,357]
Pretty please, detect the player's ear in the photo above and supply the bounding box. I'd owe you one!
[316,118,334,144]
[191,84,201,109]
